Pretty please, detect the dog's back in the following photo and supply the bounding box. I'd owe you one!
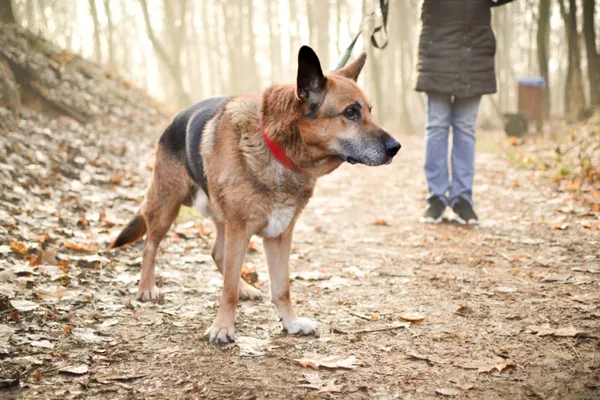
[158,97,230,195]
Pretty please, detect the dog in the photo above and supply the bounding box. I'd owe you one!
[109,46,401,343]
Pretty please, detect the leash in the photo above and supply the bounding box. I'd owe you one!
[332,0,389,71]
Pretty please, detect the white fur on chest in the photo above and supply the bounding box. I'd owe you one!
[260,207,295,238]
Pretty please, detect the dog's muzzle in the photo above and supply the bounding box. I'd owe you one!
[338,134,401,166]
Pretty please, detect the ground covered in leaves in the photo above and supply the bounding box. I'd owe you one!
[1,25,599,400]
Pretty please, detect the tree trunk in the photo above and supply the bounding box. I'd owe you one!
[537,0,551,117]
[103,0,115,70]
[139,0,191,107]
[0,0,16,24]
[88,0,102,62]
[583,0,600,108]
[558,0,586,118]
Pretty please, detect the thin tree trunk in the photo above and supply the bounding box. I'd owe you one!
[103,0,115,70]
[583,0,600,108]
[139,0,191,107]
[537,0,551,118]
[558,0,586,118]
[88,0,102,62]
[0,0,16,24]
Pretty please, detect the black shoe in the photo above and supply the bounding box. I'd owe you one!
[452,198,478,225]
[420,196,446,223]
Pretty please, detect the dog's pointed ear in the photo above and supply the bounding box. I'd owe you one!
[296,46,327,104]
[333,52,367,82]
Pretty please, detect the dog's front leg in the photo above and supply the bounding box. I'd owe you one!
[204,220,250,343]
[263,230,317,336]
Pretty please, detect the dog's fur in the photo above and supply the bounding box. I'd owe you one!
[110,46,400,343]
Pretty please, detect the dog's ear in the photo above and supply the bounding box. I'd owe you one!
[296,46,327,105]
[333,52,367,81]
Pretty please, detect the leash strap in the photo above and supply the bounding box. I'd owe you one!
[332,0,389,71]
[370,0,389,49]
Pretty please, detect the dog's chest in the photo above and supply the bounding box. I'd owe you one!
[260,206,295,238]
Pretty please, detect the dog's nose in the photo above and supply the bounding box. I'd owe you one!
[385,137,401,157]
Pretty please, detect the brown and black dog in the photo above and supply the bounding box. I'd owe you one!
[110,46,400,343]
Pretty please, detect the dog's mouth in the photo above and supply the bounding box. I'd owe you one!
[345,156,359,165]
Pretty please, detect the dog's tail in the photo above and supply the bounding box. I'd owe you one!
[109,213,147,249]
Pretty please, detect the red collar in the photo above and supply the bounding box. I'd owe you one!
[260,119,301,172]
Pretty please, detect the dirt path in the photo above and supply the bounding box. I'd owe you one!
[1,130,599,399]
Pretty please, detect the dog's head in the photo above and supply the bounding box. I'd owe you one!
[295,46,400,166]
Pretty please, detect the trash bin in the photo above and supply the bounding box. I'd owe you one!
[517,77,546,131]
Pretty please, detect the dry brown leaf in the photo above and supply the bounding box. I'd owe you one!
[398,312,425,322]
[247,240,259,253]
[241,264,259,285]
[553,326,583,337]
[64,242,98,253]
[10,241,30,257]
[529,323,583,337]
[569,293,599,305]
[59,364,89,375]
[296,353,360,370]
[457,357,516,373]
[436,388,460,396]
[291,271,331,281]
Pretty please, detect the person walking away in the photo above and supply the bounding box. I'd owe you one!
[415,0,514,224]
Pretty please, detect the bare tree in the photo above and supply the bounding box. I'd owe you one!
[103,0,115,70]
[537,0,551,117]
[558,0,586,118]
[88,0,102,62]
[583,0,599,108]
[0,0,16,24]
[139,0,191,108]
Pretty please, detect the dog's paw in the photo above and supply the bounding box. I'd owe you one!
[283,317,318,336]
[239,282,262,301]
[136,285,160,302]
[204,324,235,344]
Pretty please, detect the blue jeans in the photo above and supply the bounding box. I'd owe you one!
[424,93,481,207]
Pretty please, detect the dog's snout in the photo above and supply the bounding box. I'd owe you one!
[385,137,401,157]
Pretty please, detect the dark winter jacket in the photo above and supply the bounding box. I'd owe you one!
[415,0,514,98]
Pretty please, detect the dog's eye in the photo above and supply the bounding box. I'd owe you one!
[343,107,360,121]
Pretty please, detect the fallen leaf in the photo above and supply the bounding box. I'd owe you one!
[30,340,54,349]
[10,300,38,312]
[495,287,517,293]
[457,357,515,373]
[10,241,30,257]
[247,240,259,253]
[296,353,360,370]
[436,388,460,396]
[291,271,331,281]
[372,219,389,226]
[59,364,89,375]
[298,373,343,393]
[64,242,98,253]
[0,325,15,350]
[241,264,259,285]
[569,293,599,304]
[541,273,570,283]
[235,336,270,357]
[398,312,425,322]
[553,326,584,337]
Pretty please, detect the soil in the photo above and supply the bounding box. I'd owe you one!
[1,122,599,399]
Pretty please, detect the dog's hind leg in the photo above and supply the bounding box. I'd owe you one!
[211,220,262,300]
[263,230,317,336]
[137,150,189,301]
